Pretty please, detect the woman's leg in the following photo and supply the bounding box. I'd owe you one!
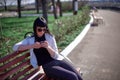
[47,66,79,80]
[58,60,83,80]
[43,60,83,80]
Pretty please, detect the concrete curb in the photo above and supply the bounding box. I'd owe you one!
[60,15,93,58]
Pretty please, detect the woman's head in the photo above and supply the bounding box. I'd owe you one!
[33,17,48,37]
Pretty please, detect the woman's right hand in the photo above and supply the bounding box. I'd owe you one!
[32,42,41,49]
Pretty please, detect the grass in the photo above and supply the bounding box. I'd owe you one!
[0,8,90,57]
[0,16,36,56]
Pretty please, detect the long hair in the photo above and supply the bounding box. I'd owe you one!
[33,17,52,37]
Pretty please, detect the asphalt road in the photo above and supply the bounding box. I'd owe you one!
[68,10,120,80]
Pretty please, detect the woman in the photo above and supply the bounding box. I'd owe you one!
[13,17,83,80]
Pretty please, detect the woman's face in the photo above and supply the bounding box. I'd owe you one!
[36,26,46,37]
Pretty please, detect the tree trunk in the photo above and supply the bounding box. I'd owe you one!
[35,0,39,14]
[4,5,7,11]
[73,0,78,15]
[57,0,62,17]
[51,0,57,19]
[17,0,21,18]
[3,0,7,11]
[41,0,48,22]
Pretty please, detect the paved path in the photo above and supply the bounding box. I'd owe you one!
[68,10,120,80]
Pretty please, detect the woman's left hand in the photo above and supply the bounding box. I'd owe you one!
[41,41,49,48]
[41,41,55,57]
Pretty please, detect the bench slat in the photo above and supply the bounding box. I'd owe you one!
[11,65,33,80]
[43,75,56,80]
[0,51,27,63]
[22,69,41,80]
[0,59,30,80]
[0,52,30,71]
[33,74,45,80]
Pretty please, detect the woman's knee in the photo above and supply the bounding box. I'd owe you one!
[67,72,79,80]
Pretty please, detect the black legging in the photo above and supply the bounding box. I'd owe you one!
[42,60,83,80]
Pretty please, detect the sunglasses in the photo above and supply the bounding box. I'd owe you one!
[37,28,46,32]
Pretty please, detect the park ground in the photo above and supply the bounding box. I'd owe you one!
[68,9,120,80]
[0,9,120,80]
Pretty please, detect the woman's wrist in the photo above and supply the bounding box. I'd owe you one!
[46,45,55,57]
[18,45,31,51]
[31,44,35,48]
[46,45,50,49]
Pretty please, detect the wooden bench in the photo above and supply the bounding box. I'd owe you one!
[0,50,57,80]
[91,11,104,26]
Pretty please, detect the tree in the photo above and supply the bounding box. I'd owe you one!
[56,0,62,17]
[17,0,21,18]
[0,0,16,11]
[51,0,57,19]
[73,0,78,15]
[35,0,39,13]
[41,0,48,22]
[0,0,7,11]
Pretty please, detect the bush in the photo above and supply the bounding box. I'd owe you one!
[52,5,90,42]
[52,6,90,51]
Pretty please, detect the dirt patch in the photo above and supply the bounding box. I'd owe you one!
[0,12,18,18]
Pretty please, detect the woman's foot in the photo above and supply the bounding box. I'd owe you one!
[76,67,83,76]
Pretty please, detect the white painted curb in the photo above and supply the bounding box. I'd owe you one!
[60,15,93,58]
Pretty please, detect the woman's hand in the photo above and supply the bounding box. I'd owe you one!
[40,41,56,57]
[32,42,41,49]
[40,41,49,48]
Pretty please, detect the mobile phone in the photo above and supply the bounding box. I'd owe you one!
[40,41,44,44]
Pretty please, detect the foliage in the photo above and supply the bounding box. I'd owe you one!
[52,6,90,50]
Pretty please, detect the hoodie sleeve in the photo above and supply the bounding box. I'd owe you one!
[13,38,29,51]
[13,37,39,69]
[49,35,60,59]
